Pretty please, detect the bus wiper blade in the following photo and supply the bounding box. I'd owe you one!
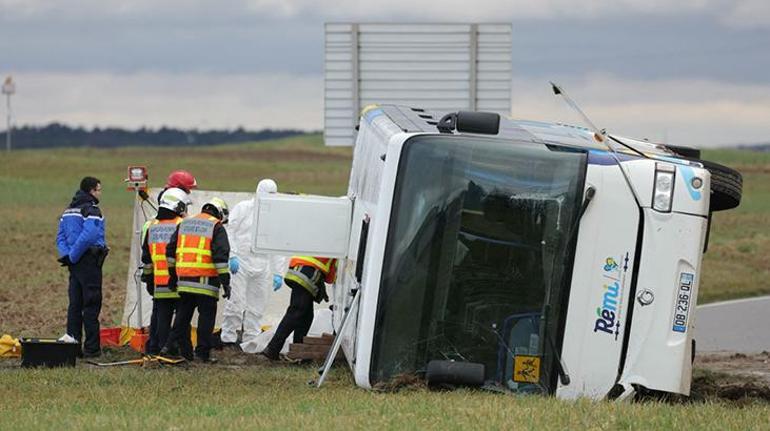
[542,304,571,386]
[578,186,596,221]
[561,186,596,248]
[539,188,594,389]
[544,188,595,386]
[548,330,571,386]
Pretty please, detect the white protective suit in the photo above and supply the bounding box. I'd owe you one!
[221,179,287,346]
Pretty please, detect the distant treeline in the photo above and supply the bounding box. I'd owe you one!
[0,123,309,149]
[738,143,770,152]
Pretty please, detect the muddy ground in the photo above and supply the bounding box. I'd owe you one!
[690,351,770,403]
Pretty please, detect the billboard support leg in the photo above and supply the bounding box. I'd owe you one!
[316,289,359,388]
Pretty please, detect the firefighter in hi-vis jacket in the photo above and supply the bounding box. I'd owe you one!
[162,197,231,363]
[261,256,337,361]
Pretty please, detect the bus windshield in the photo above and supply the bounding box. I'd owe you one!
[371,135,587,394]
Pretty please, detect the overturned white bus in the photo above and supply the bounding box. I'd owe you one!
[253,105,742,400]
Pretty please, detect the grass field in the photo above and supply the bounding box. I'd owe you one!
[0,361,768,430]
[0,137,768,429]
[0,135,352,336]
[698,149,770,302]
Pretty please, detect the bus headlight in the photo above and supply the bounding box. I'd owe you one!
[653,163,675,212]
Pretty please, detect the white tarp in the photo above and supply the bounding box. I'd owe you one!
[121,188,295,330]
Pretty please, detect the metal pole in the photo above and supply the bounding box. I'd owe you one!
[317,289,360,388]
[5,93,10,152]
[135,192,144,330]
[3,76,15,152]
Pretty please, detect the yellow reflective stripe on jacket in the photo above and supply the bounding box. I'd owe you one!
[215,261,229,274]
[197,236,206,264]
[176,247,212,256]
[147,217,181,286]
[177,285,219,298]
[284,271,318,296]
[153,287,180,299]
[295,256,332,273]
[154,292,180,299]
[141,220,151,244]
[175,214,218,278]
[176,261,217,269]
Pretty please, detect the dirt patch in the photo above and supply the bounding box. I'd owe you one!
[669,352,770,404]
[690,371,770,405]
[695,351,770,386]
[373,373,427,393]
[632,352,770,404]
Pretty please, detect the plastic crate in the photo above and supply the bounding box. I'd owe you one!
[100,327,122,347]
[20,338,79,368]
[129,331,148,353]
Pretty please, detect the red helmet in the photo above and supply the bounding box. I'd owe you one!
[165,170,197,193]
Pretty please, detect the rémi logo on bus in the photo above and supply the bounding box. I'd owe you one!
[594,257,623,340]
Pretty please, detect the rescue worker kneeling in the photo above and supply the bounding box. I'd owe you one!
[162,197,231,363]
[261,256,337,361]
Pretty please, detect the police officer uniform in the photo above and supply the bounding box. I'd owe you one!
[56,188,108,357]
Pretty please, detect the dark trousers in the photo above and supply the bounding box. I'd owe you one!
[66,254,102,355]
[165,293,217,360]
[265,286,315,357]
[146,298,177,355]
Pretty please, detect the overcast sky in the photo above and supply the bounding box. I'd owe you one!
[2,0,769,146]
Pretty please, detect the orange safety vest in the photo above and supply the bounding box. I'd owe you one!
[289,256,337,283]
[174,213,228,298]
[285,256,337,297]
[147,217,182,299]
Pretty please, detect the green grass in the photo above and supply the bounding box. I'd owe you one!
[0,361,767,430]
[0,134,352,336]
[699,149,770,302]
[0,141,768,429]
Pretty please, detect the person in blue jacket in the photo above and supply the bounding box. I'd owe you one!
[56,176,108,357]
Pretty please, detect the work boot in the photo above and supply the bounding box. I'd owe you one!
[260,348,279,362]
[161,346,191,361]
[196,355,218,364]
[82,350,101,359]
[279,353,303,364]
[220,341,240,350]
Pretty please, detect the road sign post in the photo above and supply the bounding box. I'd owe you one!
[2,76,16,152]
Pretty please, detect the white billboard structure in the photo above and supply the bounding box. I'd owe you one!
[324,23,512,146]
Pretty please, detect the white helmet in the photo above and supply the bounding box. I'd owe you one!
[159,187,191,215]
[202,196,229,223]
[257,178,278,195]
